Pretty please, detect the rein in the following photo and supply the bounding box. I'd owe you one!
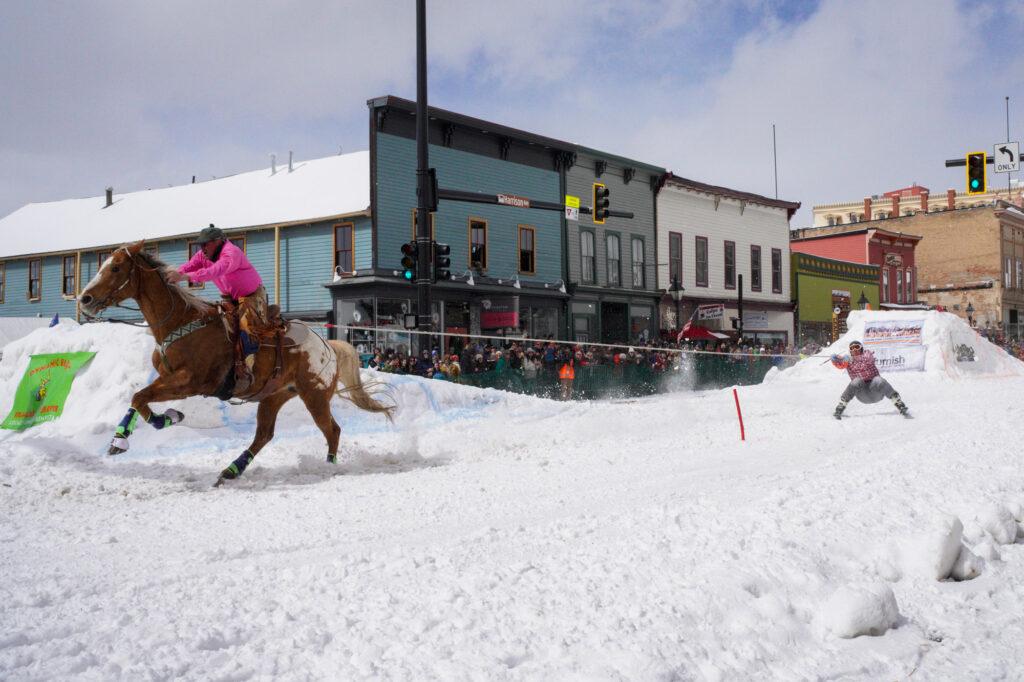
[82,246,179,332]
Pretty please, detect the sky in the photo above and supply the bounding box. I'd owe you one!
[1,0,1022,226]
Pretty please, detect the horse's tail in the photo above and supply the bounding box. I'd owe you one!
[329,340,395,423]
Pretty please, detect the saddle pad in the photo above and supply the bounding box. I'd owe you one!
[283,321,313,347]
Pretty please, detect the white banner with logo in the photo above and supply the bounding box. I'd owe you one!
[741,310,769,329]
[863,319,926,371]
[697,304,724,321]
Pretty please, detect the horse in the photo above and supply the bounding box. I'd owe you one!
[78,240,394,484]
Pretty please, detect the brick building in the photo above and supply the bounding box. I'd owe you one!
[789,224,922,307]
[896,203,1024,339]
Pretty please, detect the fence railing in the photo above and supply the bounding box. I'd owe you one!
[370,354,796,400]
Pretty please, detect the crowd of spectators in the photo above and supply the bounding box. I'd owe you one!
[362,335,802,381]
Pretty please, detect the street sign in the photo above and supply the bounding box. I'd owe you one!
[497,193,530,208]
[565,194,579,221]
[993,142,1019,173]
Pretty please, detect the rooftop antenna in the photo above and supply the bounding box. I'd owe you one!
[288,150,293,172]
[338,145,343,155]
[270,153,277,175]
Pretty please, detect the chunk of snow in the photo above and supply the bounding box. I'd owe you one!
[973,540,1001,562]
[950,545,984,581]
[979,505,1018,545]
[819,584,901,638]
[907,515,963,581]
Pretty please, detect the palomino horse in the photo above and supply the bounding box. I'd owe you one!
[78,241,393,484]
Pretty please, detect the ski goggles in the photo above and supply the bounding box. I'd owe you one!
[849,342,863,350]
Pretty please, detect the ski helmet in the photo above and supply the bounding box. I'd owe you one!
[849,340,863,350]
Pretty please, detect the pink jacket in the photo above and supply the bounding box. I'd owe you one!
[844,350,880,381]
[179,240,262,299]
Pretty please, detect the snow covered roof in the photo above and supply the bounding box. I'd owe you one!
[0,151,370,259]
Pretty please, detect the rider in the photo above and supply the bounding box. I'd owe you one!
[166,224,269,392]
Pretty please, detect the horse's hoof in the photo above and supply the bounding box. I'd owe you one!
[219,465,240,480]
[166,409,184,425]
[108,436,129,456]
[327,453,337,464]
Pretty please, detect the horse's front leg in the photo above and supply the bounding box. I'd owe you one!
[109,369,193,455]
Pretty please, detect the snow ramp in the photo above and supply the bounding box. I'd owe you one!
[772,310,1024,384]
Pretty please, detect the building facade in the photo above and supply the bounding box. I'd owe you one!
[790,223,922,307]
[565,148,663,344]
[0,154,370,329]
[656,176,800,344]
[894,203,1024,339]
[812,182,1023,227]
[791,253,880,345]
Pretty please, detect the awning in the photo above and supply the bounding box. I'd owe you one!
[677,325,730,342]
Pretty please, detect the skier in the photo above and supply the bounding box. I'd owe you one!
[831,340,910,419]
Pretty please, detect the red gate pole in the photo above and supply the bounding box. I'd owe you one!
[732,387,746,441]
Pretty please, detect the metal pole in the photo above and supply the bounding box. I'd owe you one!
[415,0,431,353]
[1007,96,1012,195]
[772,124,778,199]
[737,273,744,339]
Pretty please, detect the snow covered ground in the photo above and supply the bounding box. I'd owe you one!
[2,313,1024,680]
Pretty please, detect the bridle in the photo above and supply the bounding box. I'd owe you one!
[81,246,179,330]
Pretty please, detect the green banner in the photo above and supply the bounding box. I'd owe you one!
[1,351,97,430]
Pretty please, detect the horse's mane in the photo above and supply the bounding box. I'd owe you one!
[135,249,215,315]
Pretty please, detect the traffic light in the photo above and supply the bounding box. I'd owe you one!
[593,183,610,223]
[432,242,451,281]
[400,241,418,281]
[966,151,986,195]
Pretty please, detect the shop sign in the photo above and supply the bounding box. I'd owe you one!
[742,310,769,329]
[481,296,520,328]
[696,303,724,321]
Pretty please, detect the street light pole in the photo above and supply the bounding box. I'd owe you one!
[415,0,432,353]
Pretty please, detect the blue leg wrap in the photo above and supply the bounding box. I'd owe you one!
[147,412,172,430]
[116,408,139,437]
[221,450,254,480]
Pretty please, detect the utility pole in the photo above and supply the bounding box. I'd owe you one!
[737,273,744,339]
[415,0,431,353]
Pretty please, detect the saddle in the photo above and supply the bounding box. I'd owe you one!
[217,301,290,401]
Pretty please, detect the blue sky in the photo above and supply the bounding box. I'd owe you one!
[1,0,1021,225]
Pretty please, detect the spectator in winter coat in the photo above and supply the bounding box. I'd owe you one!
[831,340,910,419]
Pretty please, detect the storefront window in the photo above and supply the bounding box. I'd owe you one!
[376,297,414,355]
[571,301,597,343]
[335,298,375,352]
[629,304,652,344]
[518,305,558,340]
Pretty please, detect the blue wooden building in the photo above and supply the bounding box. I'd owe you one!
[0,153,370,332]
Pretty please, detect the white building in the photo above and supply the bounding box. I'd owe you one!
[656,175,800,344]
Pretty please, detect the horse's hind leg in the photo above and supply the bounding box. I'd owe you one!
[218,390,294,481]
[298,388,341,464]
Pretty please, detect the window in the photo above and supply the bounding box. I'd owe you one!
[724,240,736,289]
[849,213,859,224]
[227,236,245,253]
[882,269,890,303]
[1007,257,1013,288]
[906,268,914,302]
[410,209,436,240]
[668,232,682,289]
[606,233,621,287]
[98,250,112,270]
[0,262,5,303]
[896,268,904,303]
[827,216,836,226]
[695,236,708,287]
[771,248,782,294]
[28,258,41,301]
[334,223,354,274]
[469,219,487,270]
[1017,259,1023,290]
[581,230,595,284]
[62,255,76,297]
[518,225,535,274]
[750,245,762,292]
[631,237,645,288]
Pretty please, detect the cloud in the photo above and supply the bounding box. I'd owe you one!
[0,0,1021,228]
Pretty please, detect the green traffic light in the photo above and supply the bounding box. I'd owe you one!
[403,269,414,280]
[971,179,979,189]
